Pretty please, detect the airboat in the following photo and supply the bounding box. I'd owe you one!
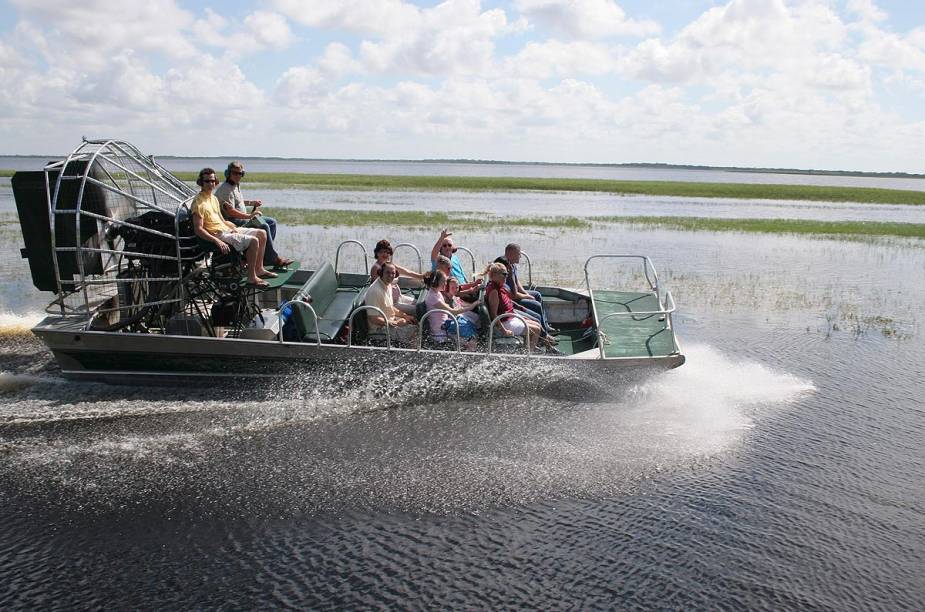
[11,139,684,383]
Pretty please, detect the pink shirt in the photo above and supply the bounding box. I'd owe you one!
[424,289,449,338]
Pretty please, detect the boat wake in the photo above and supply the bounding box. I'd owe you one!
[0,311,45,338]
[0,343,814,518]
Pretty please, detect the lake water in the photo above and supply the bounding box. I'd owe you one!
[0,188,923,609]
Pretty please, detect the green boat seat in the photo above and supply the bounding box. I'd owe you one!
[290,262,360,343]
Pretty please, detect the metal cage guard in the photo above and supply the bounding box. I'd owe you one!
[45,139,196,329]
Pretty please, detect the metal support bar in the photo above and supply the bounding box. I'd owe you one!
[416,309,462,352]
[393,242,424,274]
[277,300,321,346]
[487,312,531,355]
[455,246,477,278]
[334,240,370,276]
[347,305,390,350]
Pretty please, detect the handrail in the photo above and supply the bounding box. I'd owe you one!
[519,251,533,289]
[487,312,531,355]
[594,292,676,358]
[347,305,391,350]
[584,255,668,359]
[334,240,370,276]
[393,242,424,274]
[277,300,321,346]
[455,246,477,278]
[583,254,659,296]
[416,309,462,352]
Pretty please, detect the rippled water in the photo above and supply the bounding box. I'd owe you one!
[1,196,923,607]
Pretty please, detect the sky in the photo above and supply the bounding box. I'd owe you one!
[0,0,924,172]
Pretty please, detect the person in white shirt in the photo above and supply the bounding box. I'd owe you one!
[364,262,417,345]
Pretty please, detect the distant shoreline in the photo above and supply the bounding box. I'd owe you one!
[0,155,921,180]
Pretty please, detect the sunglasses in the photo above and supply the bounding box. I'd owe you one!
[201,178,217,184]
[231,170,245,176]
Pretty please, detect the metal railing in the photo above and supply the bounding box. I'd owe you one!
[277,300,321,347]
[347,305,391,350]
[455,246,477,278]
[583,255,676,360]
[416,309,462,352]
[583,254,660,298]
[487,312,532,355]
[519,251,533,288]
[393,242,424,274]
[334,240,370,276]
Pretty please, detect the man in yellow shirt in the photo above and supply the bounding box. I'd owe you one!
[191,167,276,288]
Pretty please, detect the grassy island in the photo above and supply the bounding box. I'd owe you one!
[161,172,925,205]
[4,169,923,204]
[264,207,925,240]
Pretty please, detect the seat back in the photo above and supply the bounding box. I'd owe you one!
[292,262,338,338]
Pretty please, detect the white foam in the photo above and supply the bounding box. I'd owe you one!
[621,344,814,449]
[0,311,45,336]
[0,372,52,392]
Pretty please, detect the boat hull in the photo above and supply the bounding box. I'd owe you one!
[34,317,684,385]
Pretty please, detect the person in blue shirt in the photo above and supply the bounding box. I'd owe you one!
[430,229,468,284]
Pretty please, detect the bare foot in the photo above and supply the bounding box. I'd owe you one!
[257,270,278,279]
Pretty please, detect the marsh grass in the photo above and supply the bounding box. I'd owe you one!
[265,207,592,229]
[160,172,925,205]
[593,216,925,239]
[5,168,923,203]
[264,207,925,240]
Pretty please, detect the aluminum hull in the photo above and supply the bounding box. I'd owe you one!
[34,316,684,385]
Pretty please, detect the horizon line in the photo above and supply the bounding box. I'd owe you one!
[0,153,922,179]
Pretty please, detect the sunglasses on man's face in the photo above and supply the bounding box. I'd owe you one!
[231,170,245,177]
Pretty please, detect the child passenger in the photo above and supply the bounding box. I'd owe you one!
[423,270,479,350]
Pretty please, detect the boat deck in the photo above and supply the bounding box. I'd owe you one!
[592,290,678,359]
[248,262,302,290]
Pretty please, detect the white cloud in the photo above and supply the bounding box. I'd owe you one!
[275,66,328,107]
[504,40,620,79]
[243,11,295,51]
[856,27,925,75]
[515,0,660,39]
[318,42,364,77]
[358,0,513,76]
[1,0,925,171]
[272,0,422,36]
[846,0,888,23]
[194,10,295,58]
[9,0,199,70]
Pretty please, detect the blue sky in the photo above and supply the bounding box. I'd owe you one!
[1,0,924,172]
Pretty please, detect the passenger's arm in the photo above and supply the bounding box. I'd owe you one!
[220,199,251,221]
[430,229,451,264]
[193,213,229,254]
[394,264,423,282]
[487,291,512,336]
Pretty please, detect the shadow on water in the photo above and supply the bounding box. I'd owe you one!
[0,337,814,522]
